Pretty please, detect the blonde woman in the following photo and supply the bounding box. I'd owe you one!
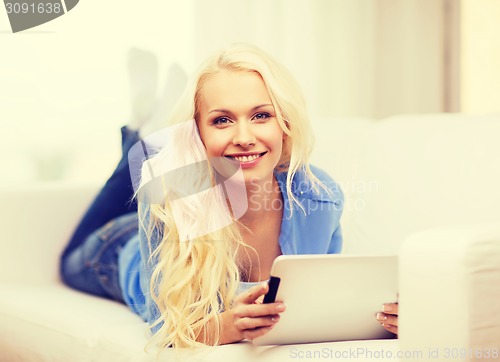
[60,43,398,350]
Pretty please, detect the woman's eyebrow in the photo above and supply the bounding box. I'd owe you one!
[251,104,274,111]
[208,104,274,114]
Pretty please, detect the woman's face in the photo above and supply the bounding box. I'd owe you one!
[197,70,284,185]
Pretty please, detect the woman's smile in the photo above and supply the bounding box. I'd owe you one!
[225,151,267,168]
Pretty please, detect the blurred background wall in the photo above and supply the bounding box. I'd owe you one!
[0,0,499,185]
[195,0,448,119]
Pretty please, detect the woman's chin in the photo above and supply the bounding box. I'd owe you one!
[242,172,275,187]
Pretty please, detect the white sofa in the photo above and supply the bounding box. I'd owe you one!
[1,113,499,362]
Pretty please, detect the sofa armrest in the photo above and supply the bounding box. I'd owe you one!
[0,182,100,285]
[399,222,500,361]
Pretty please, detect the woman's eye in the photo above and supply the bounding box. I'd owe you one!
[253,112,272,121]
[213,117,231,126]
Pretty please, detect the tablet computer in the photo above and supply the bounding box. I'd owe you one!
[252,254,398,346]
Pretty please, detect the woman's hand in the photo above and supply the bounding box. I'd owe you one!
[376,303,398,336]
[218,282,286,345]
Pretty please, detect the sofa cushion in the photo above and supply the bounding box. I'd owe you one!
[0,183,100,285]
[399,222,500,360]
[0,284,399,361]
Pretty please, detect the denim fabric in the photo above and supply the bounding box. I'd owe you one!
[61,213,138,302]
[60,126,141,302]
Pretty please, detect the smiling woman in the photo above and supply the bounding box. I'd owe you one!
[197,71,284,183]
[59,43,397,352]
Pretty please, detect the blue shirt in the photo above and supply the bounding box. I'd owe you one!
[118,165,344,329]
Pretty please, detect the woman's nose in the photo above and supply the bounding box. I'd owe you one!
[232,122,256,147]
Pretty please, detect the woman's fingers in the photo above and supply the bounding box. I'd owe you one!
[237,314,281,341]
[235,282,269,305]
[382,323,398,335]
[376,312,398,326]
[234,301,286,319]
[382,302,398,315]
[255,294,265,304]
[376,312,398,334]
[235,314,280,330]
[377,302,399,336]
[230,282,288,340]
[243,324,276,341]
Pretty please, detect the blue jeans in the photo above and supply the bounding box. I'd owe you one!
[60,126,141,303]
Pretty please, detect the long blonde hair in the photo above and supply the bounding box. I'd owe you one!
[138,43,326,350]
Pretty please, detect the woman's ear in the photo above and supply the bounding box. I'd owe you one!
[282,128,289,141]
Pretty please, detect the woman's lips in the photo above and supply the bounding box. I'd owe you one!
[225,152,266,168]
